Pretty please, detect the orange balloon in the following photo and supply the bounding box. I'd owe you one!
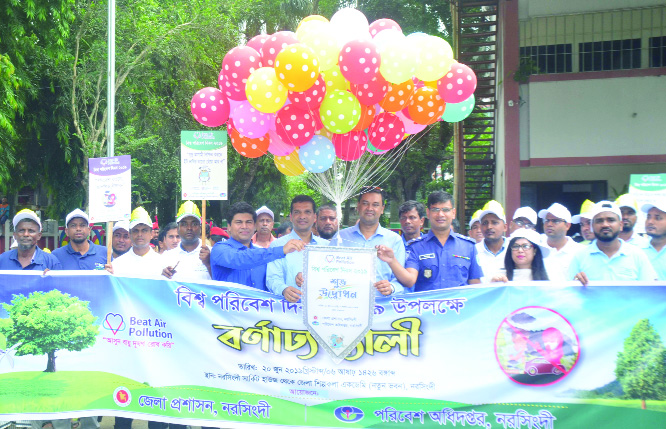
[352,104,376,131]
[230,127,269,158]
[379,80,415,112]
[408,87,446,125]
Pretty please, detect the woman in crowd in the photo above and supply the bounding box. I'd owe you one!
[492,229,550,282]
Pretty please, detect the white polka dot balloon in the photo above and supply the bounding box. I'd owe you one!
[298,135,335,173]
[339,39,381,85]
[275,104,317,147]
[437,62,477,103]
[190,87,230,127]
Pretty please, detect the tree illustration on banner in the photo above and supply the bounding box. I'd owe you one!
[0,290,98,372]
[615,319,666,409]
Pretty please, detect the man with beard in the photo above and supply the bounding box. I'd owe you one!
[162,201,211,281]
[0,209,61,270]
[615,194,649,247]
[111,220,131,260]
[537,203,583,282]
[475,200,508,282]
[641,200,666,280]
[569,201,656,285]
[316,205,339,240]
[52,209,107,270]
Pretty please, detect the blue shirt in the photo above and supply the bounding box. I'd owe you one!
[210,237,286,290]
[52,240,107,270]
[642,241,666,281]
[567,239,658,281]
[402,231,424,245]
[0,247,62,271]
[406,230,483,292]
[266,230,329,296]
[329,223,405,294]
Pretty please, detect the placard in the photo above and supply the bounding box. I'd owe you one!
[629,173,666,234]
[181,130,228,200]
[88,155,131,222]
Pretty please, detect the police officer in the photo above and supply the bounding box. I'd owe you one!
[377,191,483,292]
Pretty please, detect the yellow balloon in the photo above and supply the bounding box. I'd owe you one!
[275,44,320,92]
[245,67,288,113]
[297,15,329,33]
[299,21,339,71]
[274,150,305,176]
[320,65,349,92]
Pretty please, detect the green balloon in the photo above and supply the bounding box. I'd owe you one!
[442,94,475,123]
[319,89,361,134]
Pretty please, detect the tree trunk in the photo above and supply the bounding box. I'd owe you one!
[45,350,56,372]
[641,398,646,410]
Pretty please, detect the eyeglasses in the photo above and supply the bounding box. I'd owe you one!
[429,207,453,214]
[513,220,535,229]
[543,218,565,225]
[510,243,534,251]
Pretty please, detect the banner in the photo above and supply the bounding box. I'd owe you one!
[1,272,666,428]
[88,156,132,222]
[629,173,666,234]
[180,130,228,200]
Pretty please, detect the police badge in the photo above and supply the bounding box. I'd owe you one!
[424,268,433,279]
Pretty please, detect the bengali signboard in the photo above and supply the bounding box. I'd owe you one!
[1,273,665,428]
[180,130,228,200]
[88,155,131,222]
[303,246,376,363]
[629,173,666,234]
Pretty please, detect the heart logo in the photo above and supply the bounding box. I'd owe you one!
[326,255,334,263]
[104,313,125,335]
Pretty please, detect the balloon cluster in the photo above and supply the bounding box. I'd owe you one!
[190,8,477,176]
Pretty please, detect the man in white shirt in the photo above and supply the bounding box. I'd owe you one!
[109,207,163,278]
[475,200,508,282]
[538,203,583,282]
[616,194,649,247]
[162,201,211,282]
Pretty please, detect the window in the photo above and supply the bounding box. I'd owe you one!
[519,44,572,74]
[649,36,666,67]
[578,38,641,71]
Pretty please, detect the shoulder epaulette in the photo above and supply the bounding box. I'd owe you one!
[406,236,425,246]
[453,232,477,244]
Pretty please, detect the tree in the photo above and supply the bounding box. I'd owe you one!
[615,319,666,409]
[0,290,98,372]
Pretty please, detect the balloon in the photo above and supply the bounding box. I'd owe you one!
[396,109,427,134]
[275,104,317,147]
[333,131,367,161]
[221,46,262,92]
[408,86,446,125]
[190,87,230,127]
[414,35,455,82]
[228,124,269,158]
[339,39,381,85]
[319,89,361,134]
[316,127,334,140]
[311,108,324,131]
[218,71,246,101]
[368,112,405,151]
[267,129,294,156]
[231,101,273,138]
[379,34,417,84]
[442,94,475,123]
[366,140,388,155]
[298,21,340,71]
[437,62,477,103]
[320,65,349,92]
[261,31,299,67]
[330,8,370,45]
[297,15,328,32]
[372,28,403,52]
[274,150,306,176]
[369,19,402,37]
[352,103,376,131]
[288,74,326,110]
[350,73,389,105]
[247,35,270,56]
[274,44,320,92]
[298,135,336,173]
[245,67,288,113]
[379,79,415,112]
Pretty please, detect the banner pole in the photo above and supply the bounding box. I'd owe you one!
[107,221,113,261]
[201,200,207,245]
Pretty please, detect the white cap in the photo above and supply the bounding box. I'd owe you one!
[469,209,482,229]
[65,208,90,226]
[508,228,551,258]
[538,203,572,224]
[113,220,130,233]
[256,205,274,219]
[477,200,506,223]
[588,200,622,221]
[13,209,42,231]
[641,199,666,214]
[512,207,537,225]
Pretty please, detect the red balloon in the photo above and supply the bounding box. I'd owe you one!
[261,31,299,67]
[275,104,317,147]
[218,71,246,101]
[221,46,262,94]
[369,19,402,37]
[333,131,367,161]
[247,35,270,56]
[437,62,477,103]
[288,75,327,110]
[350,73,389,106]
[190,87,230,127]
[339,39,381,85]
[368,112,405,151]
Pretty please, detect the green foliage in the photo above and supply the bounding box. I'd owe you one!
[615,319,666,402]
[0,290,99,371]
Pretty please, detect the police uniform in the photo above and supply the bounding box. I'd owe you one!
[405,230,483,292]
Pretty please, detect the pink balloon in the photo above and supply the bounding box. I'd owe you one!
[190,87,230,127]
[368,112,405,151]
[261,31,298,67]
[339,39,381,85]
[369,19,402,37]
[437,62,477,103]
[275,104,317,147]
[288,75,327,110]
[395,110,427,134]
[221,46,262,92]
[350,73,389,106]
[247,34,270,56]
[218,71,246,101]
[268,129,294,156]
[231,101,273,138]
[333,131,367,161]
